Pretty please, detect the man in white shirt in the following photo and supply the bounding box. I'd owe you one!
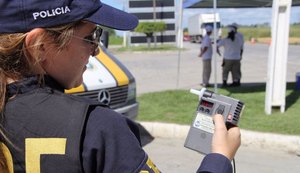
[232,23,244,45]
[199,25,213,87]
[231,23,244,86]
[217,26,243,87]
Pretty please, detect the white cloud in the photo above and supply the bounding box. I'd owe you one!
[101,0,300,32]
[182,6,300,28]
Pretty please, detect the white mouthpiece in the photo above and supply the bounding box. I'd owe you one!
[190,88,206,100]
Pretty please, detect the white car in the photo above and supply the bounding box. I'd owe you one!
[66,43,138,120]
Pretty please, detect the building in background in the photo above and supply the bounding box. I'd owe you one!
[127,0,177,46]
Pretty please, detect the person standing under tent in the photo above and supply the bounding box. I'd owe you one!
[199,25,213,87]
[217,26,244,87]
[231,22,244,86]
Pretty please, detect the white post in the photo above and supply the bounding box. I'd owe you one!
[265,0,292,114]
[123,31,127,47]
[153,0,157,47]
[213,0,218,93]
[123,0,130,47]
[177,0,184,48]
[176,0,184,88]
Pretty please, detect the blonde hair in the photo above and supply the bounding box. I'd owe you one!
[0,22,80,171]
[0,142,11,173]
[0,22,79,111]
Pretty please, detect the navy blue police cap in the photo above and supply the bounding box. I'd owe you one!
[0,0,139,33]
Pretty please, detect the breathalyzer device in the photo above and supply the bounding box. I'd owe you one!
[184,88,245,154]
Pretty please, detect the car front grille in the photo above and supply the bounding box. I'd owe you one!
[73,85,128,109]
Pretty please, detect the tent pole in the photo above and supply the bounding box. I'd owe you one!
[176,0,184,88]
[213,0,218,93]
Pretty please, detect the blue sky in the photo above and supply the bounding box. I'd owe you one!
[102,0,300,28]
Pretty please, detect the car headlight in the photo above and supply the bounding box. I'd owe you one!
[127,81,136,101]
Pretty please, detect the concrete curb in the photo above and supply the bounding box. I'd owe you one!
[139,121,300,154]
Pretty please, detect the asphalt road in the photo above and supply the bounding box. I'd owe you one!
[111,42,300,95]
[108,42,300,173]
[143,137,300,173]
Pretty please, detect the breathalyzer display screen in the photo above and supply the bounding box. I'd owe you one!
[200,100,214,108]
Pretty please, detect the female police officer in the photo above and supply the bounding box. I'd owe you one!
[0,0,240,172]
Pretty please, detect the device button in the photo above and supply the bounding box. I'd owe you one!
[216,105,225,114]
[205,109,210,114]
[227,114,233,121]
[199,107,204,112]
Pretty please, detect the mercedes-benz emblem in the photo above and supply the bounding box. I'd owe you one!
[97,89,111,105]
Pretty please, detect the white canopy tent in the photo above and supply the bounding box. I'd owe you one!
[177,0,300,114]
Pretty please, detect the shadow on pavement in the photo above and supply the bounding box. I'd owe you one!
[136,123,154,147]
[286,83,300,110]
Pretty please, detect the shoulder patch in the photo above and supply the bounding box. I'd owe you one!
[139,157,161,173]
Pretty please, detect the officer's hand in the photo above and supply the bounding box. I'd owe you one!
[211,114,241,160]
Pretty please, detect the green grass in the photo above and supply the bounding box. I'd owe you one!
[221,24,300,43]
[137,83,300,135]
[109,35,123,45]
[289,24,300,37]
[109,24,300,46]
[238,26,271,41]
[117,45,183,52]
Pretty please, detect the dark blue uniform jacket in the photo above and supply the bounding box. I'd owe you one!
[3,76,232,173]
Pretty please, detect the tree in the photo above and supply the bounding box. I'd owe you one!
[134,21,167,48]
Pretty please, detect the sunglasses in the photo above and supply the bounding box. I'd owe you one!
[46,25,103,55]
[83,26,103,47]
